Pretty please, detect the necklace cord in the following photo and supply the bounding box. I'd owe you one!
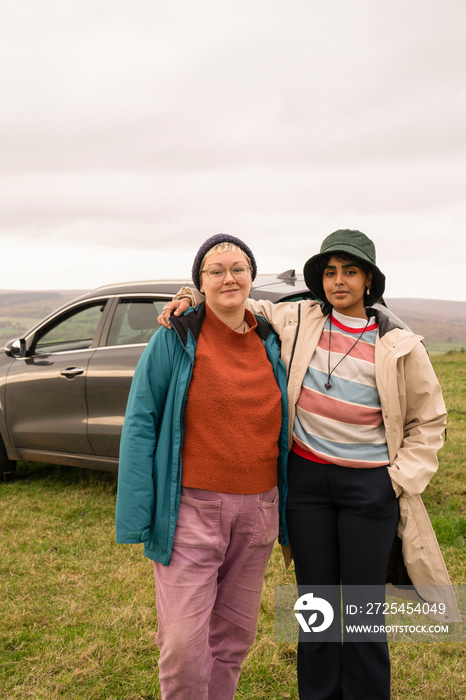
[233,319,246,332]
[325,315,371,390]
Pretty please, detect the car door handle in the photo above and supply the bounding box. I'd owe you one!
[60,367,84,377]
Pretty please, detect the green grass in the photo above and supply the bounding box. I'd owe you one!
[427,343,466,355]
[1,354,465,699]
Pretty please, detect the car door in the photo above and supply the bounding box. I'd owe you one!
[4,300,108,456]
[86,296,169,458]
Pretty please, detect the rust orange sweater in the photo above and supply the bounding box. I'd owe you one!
[181,305,282,494]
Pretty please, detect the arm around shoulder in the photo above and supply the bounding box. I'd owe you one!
[174,286,204,306]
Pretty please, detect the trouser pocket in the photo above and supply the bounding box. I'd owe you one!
[250,486,279,546]
[173,493,221,548]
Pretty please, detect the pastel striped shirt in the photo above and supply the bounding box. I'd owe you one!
[293,310,389,468]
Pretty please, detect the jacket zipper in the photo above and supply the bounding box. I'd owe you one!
[287,304,301,382]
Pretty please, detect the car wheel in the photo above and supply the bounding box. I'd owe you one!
[0,435,16,481]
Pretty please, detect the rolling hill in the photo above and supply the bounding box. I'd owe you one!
[0,290,465,350]
[385,298,466,348]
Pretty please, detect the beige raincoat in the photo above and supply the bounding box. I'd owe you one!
[177,289,461,623]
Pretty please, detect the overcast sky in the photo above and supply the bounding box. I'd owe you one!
[1,0,465,300]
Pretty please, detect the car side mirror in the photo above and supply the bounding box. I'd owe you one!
[4,338,27,358]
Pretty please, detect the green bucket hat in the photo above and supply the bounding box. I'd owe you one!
[303,229,385,304]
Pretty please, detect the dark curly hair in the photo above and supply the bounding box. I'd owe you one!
[314,252,374,278]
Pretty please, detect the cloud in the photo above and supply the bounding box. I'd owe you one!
[0,1,465,299]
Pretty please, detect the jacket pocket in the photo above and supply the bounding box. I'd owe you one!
[389,472,403,498]
[173,494,221,548]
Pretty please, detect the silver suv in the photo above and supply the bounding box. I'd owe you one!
[0,273,312,477]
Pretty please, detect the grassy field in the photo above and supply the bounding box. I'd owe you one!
[428,344,466,356]
[1,353,465,699]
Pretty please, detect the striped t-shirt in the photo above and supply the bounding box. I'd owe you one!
[293,310,389,468]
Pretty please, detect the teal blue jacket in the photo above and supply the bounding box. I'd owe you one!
[115,304,289,565]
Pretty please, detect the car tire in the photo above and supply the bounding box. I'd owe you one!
[0,435,16,480]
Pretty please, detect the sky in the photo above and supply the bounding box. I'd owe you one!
[1,0,465,301]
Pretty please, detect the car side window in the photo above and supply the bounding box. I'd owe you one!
[34,303,106,355]
[106,300,165,346]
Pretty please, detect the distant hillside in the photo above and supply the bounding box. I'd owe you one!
[0,290,85,316]
[385,298,466,347]
[0,290,86,346]
[0,290,465,350]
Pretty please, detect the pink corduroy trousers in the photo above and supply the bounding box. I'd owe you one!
[152,485,279,700]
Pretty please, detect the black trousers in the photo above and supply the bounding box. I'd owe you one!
[286,451,399,700]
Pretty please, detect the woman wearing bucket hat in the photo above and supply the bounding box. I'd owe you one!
[116,234,289,700]
[160,229,459,700]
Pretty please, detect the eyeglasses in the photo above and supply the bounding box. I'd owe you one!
[200,265,251,282]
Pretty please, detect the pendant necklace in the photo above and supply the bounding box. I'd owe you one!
[325,315,370,390]
[233,319,247,332]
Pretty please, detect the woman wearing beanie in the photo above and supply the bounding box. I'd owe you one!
[162,229,459,700]
[116,234,289,700]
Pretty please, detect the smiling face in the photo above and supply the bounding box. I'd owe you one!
[200,247,252,319]
[322,255,372,318]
